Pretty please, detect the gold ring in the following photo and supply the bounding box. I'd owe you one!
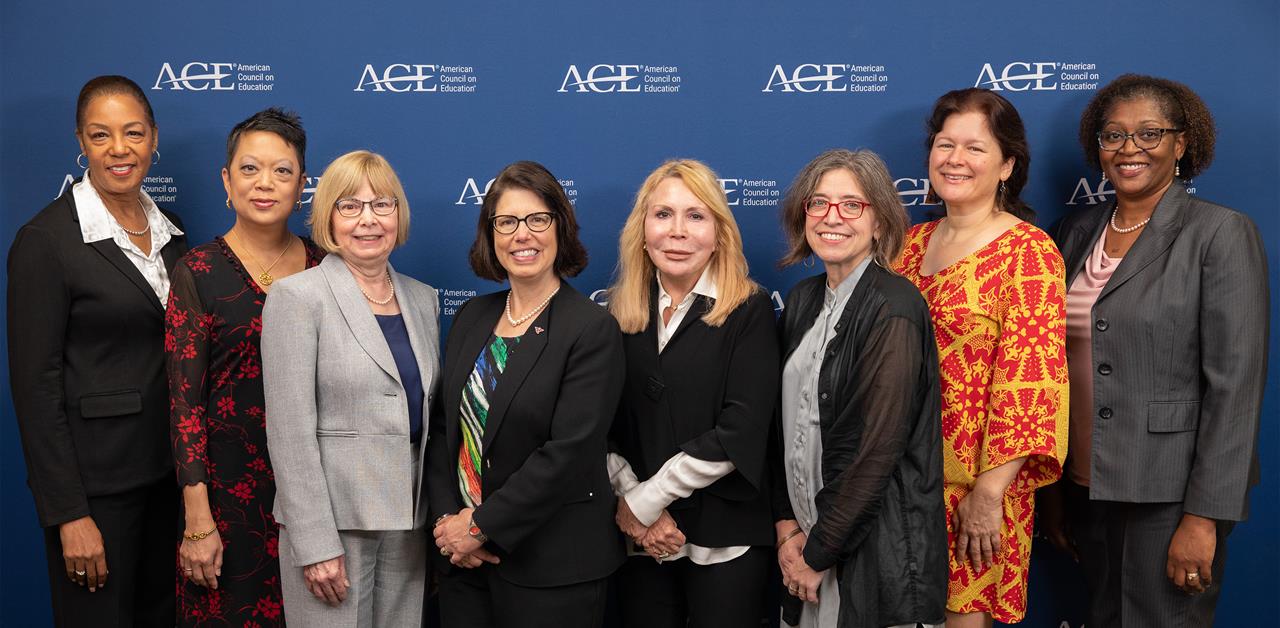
[1187,572,1199,580]
[440,548,452,557]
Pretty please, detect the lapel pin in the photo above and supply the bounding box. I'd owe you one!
[534,326,545,335]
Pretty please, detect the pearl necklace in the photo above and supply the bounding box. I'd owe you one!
[359,270,395,305]
[1109,207,1151,234]
[113,199,151,237]
[506,286,559,327]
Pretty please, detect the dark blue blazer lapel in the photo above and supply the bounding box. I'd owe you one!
[478,286,554,452]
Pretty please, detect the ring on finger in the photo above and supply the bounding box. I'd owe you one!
[74,569,87,577]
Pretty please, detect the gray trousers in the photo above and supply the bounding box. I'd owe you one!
[279,524,428,628]
[1066,480,1231,628]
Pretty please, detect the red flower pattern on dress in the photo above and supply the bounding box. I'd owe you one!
[167,237,322,627]
[895,220,1068,624]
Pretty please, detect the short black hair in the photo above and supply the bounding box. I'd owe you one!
[469,161,588,281]
[225,107,307,174]
[76,75,155,130]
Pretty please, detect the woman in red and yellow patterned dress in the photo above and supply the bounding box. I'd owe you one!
[894,88,1068,627]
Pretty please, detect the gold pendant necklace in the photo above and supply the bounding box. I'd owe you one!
[231,230,294,287]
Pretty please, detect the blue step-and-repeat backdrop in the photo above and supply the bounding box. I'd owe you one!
[2,1,1276,625]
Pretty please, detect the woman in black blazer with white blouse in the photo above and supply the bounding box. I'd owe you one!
[428,161,625,628]
[607,159,779,628]
[7,75,187,627]
[1041,74,1268,628]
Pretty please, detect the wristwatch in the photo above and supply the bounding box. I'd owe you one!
[467,516,488,544]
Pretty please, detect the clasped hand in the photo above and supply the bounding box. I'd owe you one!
[615,497,685,560]
[432,507,501,569]
[775,520,821,603]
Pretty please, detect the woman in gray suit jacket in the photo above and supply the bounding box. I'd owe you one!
[1041,74,1268,628]
[261,150,440,628]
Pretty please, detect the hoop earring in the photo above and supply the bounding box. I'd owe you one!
[76,153,88,170]
[152,150,161,166]
[803,254,815,269]
[226,198,231,209]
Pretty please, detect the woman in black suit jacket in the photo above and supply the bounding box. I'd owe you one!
[607,159,779,628]
[429,161,625,628]
[1040,74,1268,628]
[7,75,187,627]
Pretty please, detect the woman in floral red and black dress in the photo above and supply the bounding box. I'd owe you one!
[166,109,322,627]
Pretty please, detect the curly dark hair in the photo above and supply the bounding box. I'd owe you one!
[1078,74,1215,179]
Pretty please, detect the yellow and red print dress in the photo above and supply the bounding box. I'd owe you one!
[894,220,1068,623]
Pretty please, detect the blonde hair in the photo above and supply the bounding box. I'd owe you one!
[608,159,757,334]
[308,150,411,254]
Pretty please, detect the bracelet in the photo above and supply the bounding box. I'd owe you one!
[776,527,804,549]
[184,525,218,541]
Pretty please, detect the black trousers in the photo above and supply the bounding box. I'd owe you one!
[436,563,609,628]
[616,547,770,628]
[42,477,178,628]
[1064,480,1232,628]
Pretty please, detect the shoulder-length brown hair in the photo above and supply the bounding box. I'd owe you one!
[608,159,757,334]
[468,161,588,282]
[778,149,908,270]
[924,87,1034,221]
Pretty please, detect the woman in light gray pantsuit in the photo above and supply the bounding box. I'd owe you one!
[262,150,439,627]
[1041,74,1268,628]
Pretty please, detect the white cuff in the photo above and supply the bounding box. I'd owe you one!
[623,452,735,526]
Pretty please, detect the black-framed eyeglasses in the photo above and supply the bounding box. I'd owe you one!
[492,212,555,235]
[1097,128,1182,151]
[335,196,398,217]
[804,198,871,220]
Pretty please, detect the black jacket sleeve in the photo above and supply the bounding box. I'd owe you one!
[803,315,922,572]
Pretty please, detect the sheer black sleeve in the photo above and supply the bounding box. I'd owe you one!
[803,314,923,572]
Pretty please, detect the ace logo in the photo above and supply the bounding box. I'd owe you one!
[558,65,642,93]
[762,64,850,92]
[974,62,1059,91]
[355,64,437,92]
[153,62,235,91]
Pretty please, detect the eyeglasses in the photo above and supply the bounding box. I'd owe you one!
[335,197,398,217]
[492,212,554,235]
[804,198,871,220]
[1097,128,1182,151]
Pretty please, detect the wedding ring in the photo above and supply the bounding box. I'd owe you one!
[440,548,452,556]
[1187,572,1199,580]
[658,552,670,558]
[74,570,86,576]
[184,568,194,573]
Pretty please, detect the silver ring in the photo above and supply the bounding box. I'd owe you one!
[74,570,86,576]
[184,568,194,572]
[1187,572,1199,580]
[440,548,452,557]
[658,552,670,558]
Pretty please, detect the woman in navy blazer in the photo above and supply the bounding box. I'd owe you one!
[429,161,625,628]
[1041,74,1268,628]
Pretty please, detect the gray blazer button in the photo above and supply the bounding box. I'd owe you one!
[1098,407,1113,419]
[1097,363,1112,376]
[1095,318,1109,331]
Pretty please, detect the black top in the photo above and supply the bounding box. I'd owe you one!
[7,189,187,527]
[427,282,626,588]
[774,263,947,627]
[376,314,425,442]
[611,282,780,548]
